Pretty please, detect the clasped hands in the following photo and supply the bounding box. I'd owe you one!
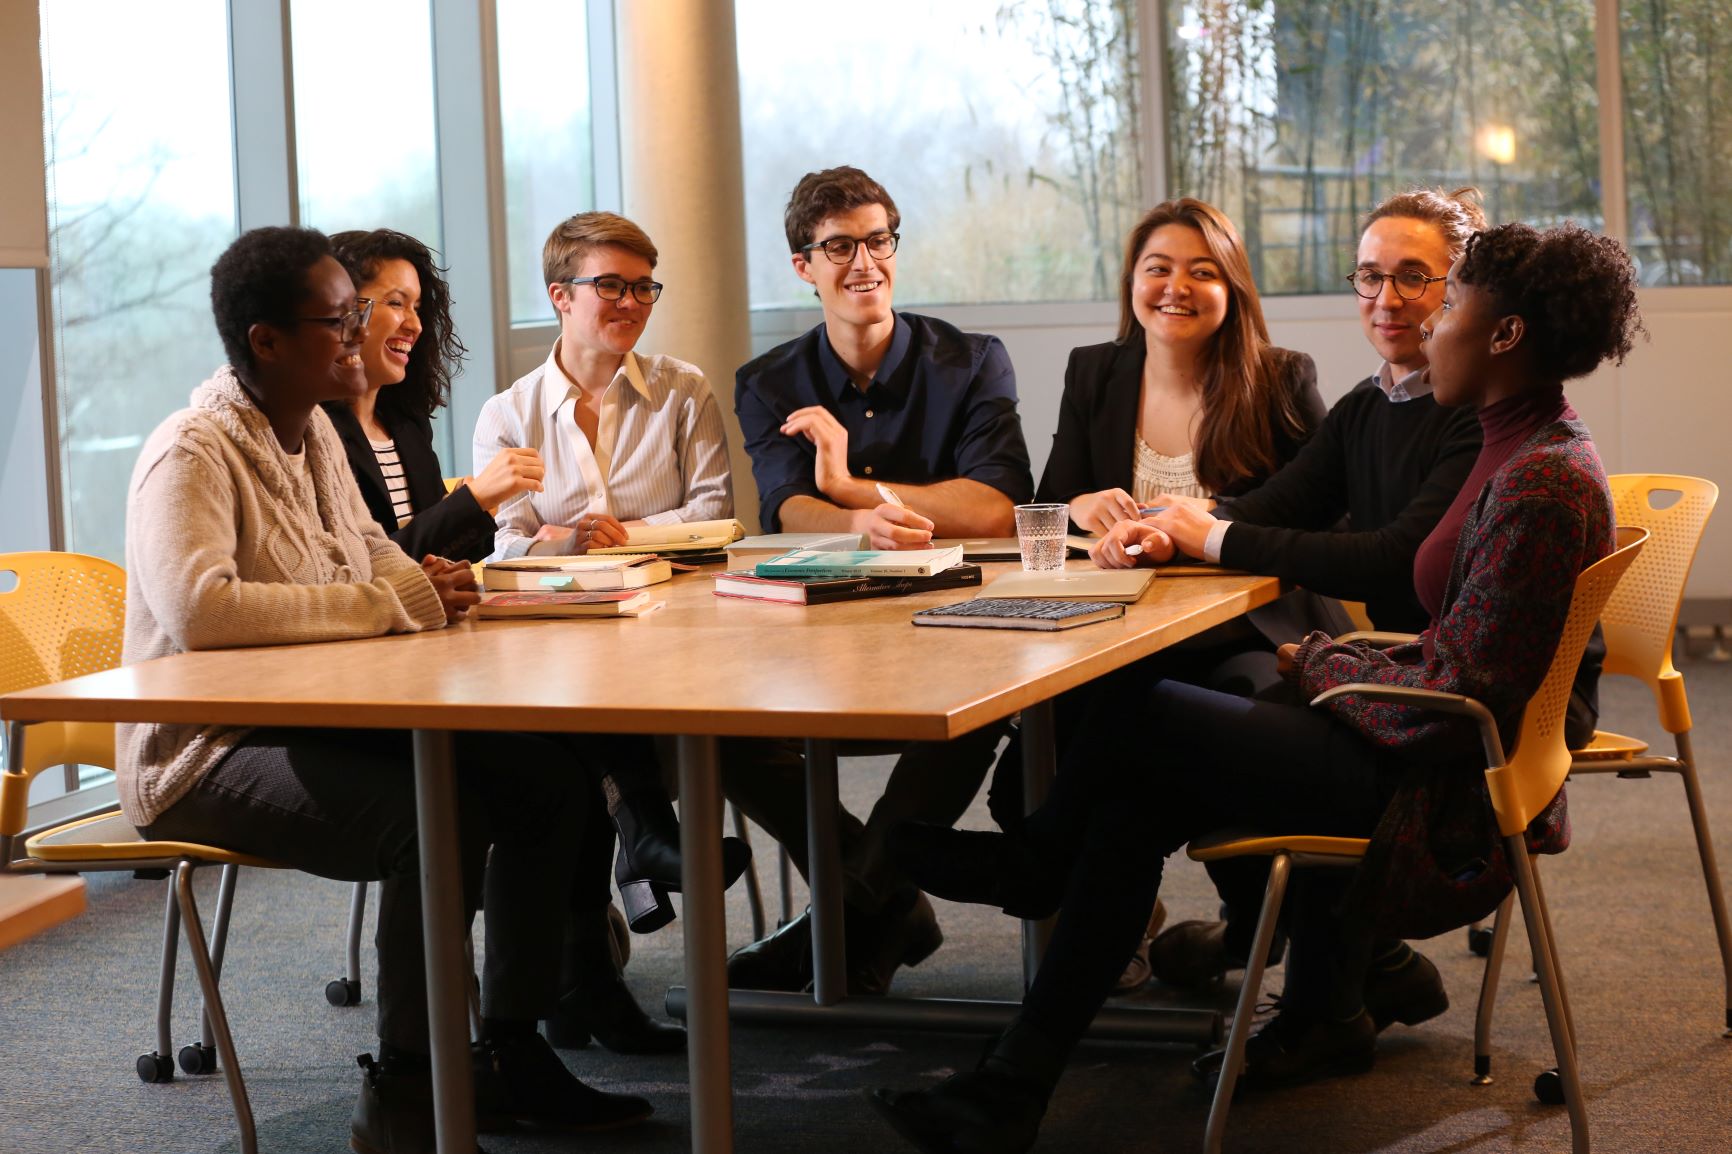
[1084,490,1218,570]
[421,555,479,623]
[781,405,933,550]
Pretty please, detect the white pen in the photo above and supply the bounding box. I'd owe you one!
[1125,543,1145,557]
[875,482,907,509]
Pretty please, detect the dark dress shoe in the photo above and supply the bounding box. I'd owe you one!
[352,1053,489,1154]
[544,907,685,1054]
[727,910,815,992]
[1148,919,1287,991]
[836,890,944,997]
[1192,1006,1376,1089]
[473,1032,653,1133]
[612,789,752,933]
[889,822,1064,920]
[869,1019,1059,1154]
[1365,947,1449,1030]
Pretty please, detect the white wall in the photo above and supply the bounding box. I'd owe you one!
[0,269,53,554]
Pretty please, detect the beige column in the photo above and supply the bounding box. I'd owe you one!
[615,0,761,531]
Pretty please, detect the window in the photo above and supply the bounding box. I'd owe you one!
[736,0,1144,309]
[291,0,442,247]
[1162,0,1600,294]
[497,0,597,324]
[41,0,237,563]
[1621,0,1732,285]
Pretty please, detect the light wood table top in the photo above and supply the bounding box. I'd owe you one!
[0,562,1278,742]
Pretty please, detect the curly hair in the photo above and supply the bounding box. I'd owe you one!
[784,166,900,253]
[1457,222,1645,381]
[209,226,332,379]
[330,229,467,419]
[1364,186,1487,262]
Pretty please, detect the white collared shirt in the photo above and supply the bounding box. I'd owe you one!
[472,341,734,559]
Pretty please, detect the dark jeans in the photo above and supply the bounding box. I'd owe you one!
[143,726,624,1051]
[721,726,1008,915]
[1018,679,1396,1051]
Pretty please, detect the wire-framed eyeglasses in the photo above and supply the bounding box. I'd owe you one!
[799,231,901,265]
[565,276,664,304]
[1346,268,1446,301]
[290,298,374,343]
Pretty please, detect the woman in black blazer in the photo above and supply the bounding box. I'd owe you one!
[1034,199,1324,532]
[322,228,544,563]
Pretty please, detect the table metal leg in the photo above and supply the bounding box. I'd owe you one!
[412,728,474,1154]
[1018,702,1057,987]
[678,734,734,1154]
[803,738,847,1005]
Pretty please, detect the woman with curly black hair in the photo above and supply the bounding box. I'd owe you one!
[872,221,1640,1153]
[322,229,545,563]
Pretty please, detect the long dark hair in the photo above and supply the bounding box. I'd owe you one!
[1114,198,1308,493]
[329,229,467,419]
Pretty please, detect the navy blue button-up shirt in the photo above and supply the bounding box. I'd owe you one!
[735,312,1034,531]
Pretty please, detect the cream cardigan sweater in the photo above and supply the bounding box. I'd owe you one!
[118,367,448,826]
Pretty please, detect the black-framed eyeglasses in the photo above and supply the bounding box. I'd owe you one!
[289,298,374,343]
[799,231,900,265]
[565,276,664,304]
[1346,268,1446,301]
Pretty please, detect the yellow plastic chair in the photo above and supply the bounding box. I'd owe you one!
[1,552,278,1154]
[1188,526,1647,1154]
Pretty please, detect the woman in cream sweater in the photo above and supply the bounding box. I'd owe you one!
[123,227,650,1154]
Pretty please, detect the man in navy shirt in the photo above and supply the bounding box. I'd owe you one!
[725,166,1034,995]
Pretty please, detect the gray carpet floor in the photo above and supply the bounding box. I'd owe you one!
[3,656,1731,1153]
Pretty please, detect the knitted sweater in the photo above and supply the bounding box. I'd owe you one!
[117,366,449,826]
[1293,417,1612,761]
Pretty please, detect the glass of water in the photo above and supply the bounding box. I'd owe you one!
[1014,503,1070,572]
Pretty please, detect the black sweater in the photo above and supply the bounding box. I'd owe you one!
[1216,377,1482,633]
[322,401,498,564]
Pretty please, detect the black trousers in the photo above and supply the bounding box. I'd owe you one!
[1017,679,1396,1051]
[143,726,629,1051]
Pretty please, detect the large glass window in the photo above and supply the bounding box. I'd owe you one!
[291,0,441,246]
[737,0,1144,309]
[1163,0,1601,295]
[1622,0,1732,285]
[497,0,596,324]
[41,0,237,563]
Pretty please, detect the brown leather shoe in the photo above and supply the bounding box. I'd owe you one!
[837,891,944,997]
[726,910,815,992]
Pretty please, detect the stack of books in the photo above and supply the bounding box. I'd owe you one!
[481,554,672,592]
[714,545,977,605]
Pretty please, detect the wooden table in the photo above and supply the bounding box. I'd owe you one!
[0,561,1277,1154]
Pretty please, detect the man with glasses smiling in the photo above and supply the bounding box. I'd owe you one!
[723,167,1033,997]
[472,210,734,561]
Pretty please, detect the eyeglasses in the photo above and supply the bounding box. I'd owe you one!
[289,298,374,343]
[799,231,901,265]
[1346,268,1446,301]
[565,276,664,305]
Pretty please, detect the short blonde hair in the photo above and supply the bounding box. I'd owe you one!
[542,211,659,286]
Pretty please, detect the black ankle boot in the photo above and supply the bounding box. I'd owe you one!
[544,908,686,1054]
[889,822,1064,920]
[868,1018,1063,1154]
[612,788,752,933]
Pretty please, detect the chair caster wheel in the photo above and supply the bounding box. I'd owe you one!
[326,977,362,1006]
[136,1053,174,1083]
[1533,1067,1566,1105]
[178,1042,217,1075]
[1467,926,1494,957]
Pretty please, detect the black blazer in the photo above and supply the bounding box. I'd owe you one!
[322,401,497,563]
[1033,339,1325,506]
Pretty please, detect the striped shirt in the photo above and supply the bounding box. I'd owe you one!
[368,436,416,526]
[473,342,734,559]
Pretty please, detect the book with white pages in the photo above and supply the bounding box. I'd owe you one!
[476,589,662,618]
[753,544,966,579]
[983,567,1155,603]
[588,518,747,555]
[726,531,865,568]
[934,537,1098,563]
[481,554,672,592]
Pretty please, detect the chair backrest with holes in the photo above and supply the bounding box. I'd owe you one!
[1486,526,1647,837]
[1600,474,1717,734]
[0,552,126,827]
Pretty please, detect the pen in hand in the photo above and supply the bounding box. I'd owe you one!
[875,482,908,509]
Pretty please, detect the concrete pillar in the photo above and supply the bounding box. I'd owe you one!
[615,0,760,530]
